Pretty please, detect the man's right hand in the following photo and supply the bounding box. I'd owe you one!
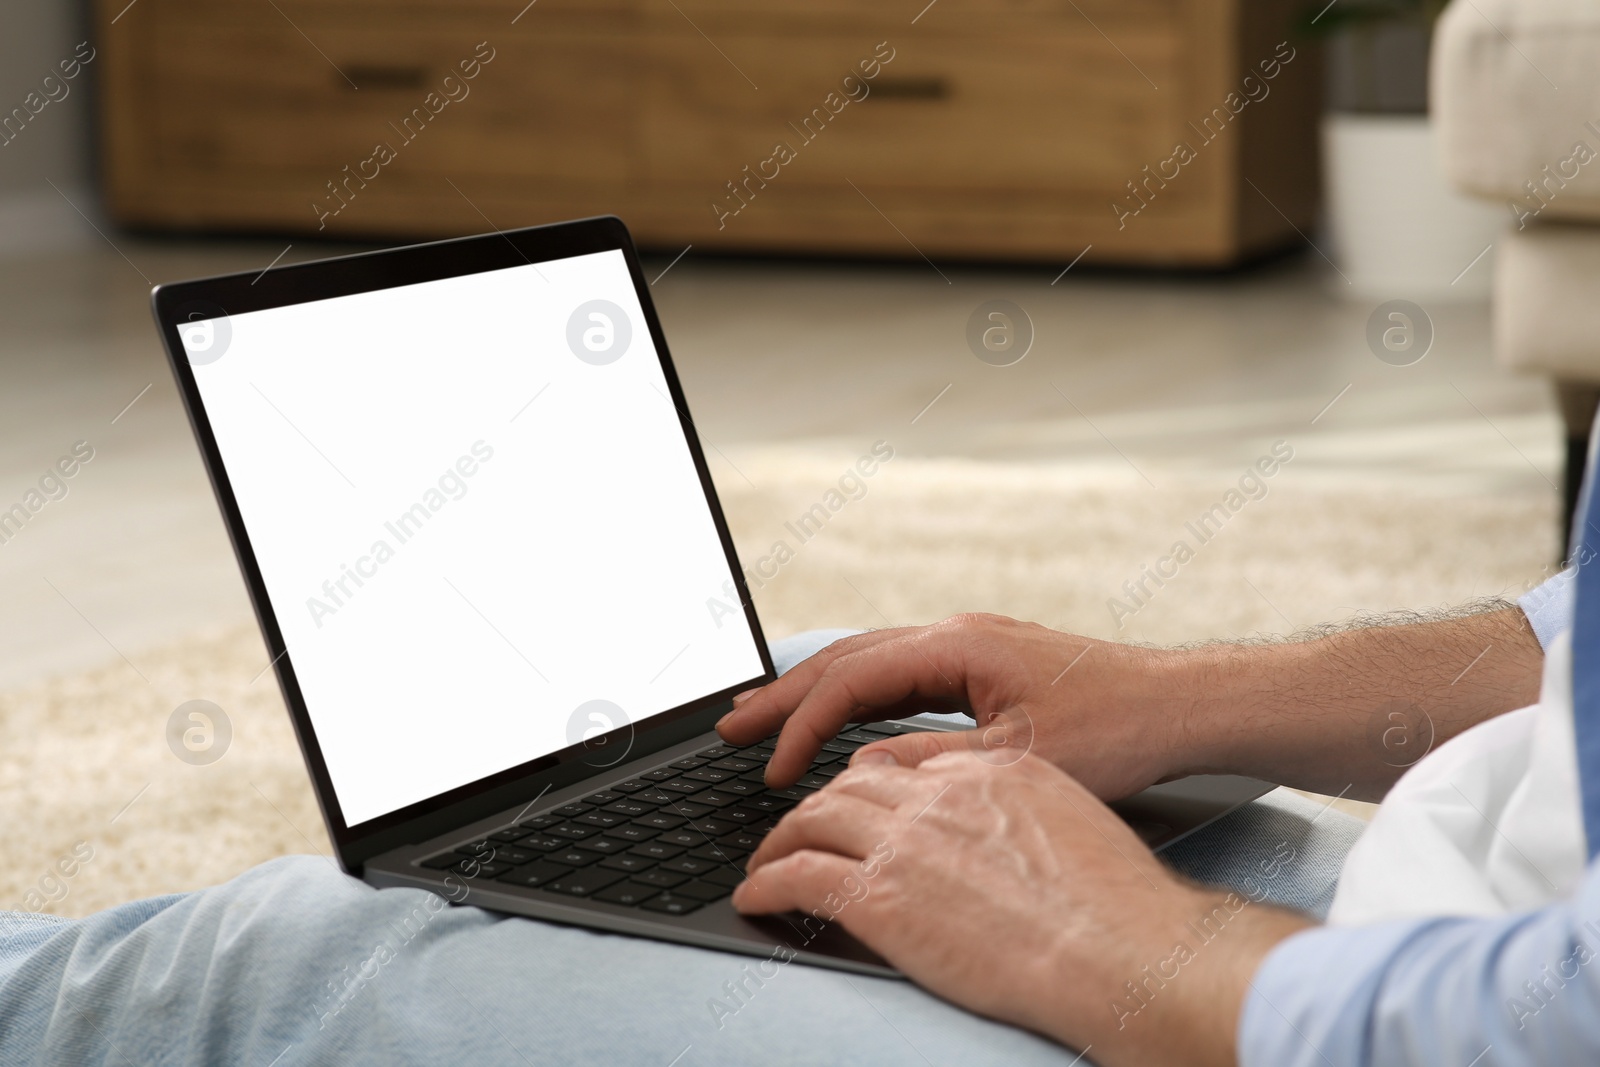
[716,614,1195,800]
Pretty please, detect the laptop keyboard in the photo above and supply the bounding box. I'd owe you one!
[418,721,924,916]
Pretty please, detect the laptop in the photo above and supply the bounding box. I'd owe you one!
[151,216,1272,977]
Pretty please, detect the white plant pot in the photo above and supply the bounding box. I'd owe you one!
[1322,113,1505,301]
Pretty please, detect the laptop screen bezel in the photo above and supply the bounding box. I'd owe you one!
[151,216,776,871]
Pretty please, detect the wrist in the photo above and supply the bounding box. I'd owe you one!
[1050,885,1314,1067]
[1076,641,1238,792]
[1145,890,1315,1067]
[1139,641,1287,783]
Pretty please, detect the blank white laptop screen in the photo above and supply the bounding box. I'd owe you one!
[186,249,765,826]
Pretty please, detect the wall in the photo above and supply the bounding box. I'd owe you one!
[0,0,95,255]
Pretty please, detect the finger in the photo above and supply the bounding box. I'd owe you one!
[746,791,891,875]
[848,728,972,771]
[730,849,861,916]
[716,629,909,746]
[766,630,970,786]
[823,761,949,810]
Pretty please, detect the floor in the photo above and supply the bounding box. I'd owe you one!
[0,234,1557,692]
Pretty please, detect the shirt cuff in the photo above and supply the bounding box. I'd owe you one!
[1237,918,1438,1067]
[1519,567,1576,650]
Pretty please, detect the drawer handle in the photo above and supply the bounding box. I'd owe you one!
[342,65,429,90]
[871,77,948,100]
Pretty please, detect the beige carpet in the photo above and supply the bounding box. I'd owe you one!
[0,452,1557,917]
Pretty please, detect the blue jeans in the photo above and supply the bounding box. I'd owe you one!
[0,631,1366,1066]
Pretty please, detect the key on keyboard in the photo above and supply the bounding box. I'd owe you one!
[431,725,934,917]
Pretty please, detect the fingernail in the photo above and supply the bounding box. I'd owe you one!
[853,749,898,767]
[717,711,733,728]
[730,882,749,910]
[732,688,759,705]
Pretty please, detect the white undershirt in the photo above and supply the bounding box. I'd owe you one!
[1329,622,1588,924]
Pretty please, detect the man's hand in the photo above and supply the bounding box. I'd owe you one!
[733,753,1313,1066]
[719,607,1544,803]
[719,615,1189,800]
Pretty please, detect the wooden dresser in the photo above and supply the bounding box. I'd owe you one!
[96,0,1320,266]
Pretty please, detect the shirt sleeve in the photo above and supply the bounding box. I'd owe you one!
[1520,567,1576,650]
[1239,855,1600,1066]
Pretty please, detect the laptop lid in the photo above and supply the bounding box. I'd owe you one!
[152,217,774,872]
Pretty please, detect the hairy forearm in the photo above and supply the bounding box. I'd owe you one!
[1157,605,1543,801]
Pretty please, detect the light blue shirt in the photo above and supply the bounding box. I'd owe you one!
[1239,568,1600,1065]
[1521,566,1575,649]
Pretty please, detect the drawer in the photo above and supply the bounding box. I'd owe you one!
[653,0,1180,26]
[99,0,1313,264]
[641,29,1195,201]
[141,11,639,189]
[151,0,637,19]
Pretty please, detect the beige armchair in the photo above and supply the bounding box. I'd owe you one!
[1434,0,1600,547]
